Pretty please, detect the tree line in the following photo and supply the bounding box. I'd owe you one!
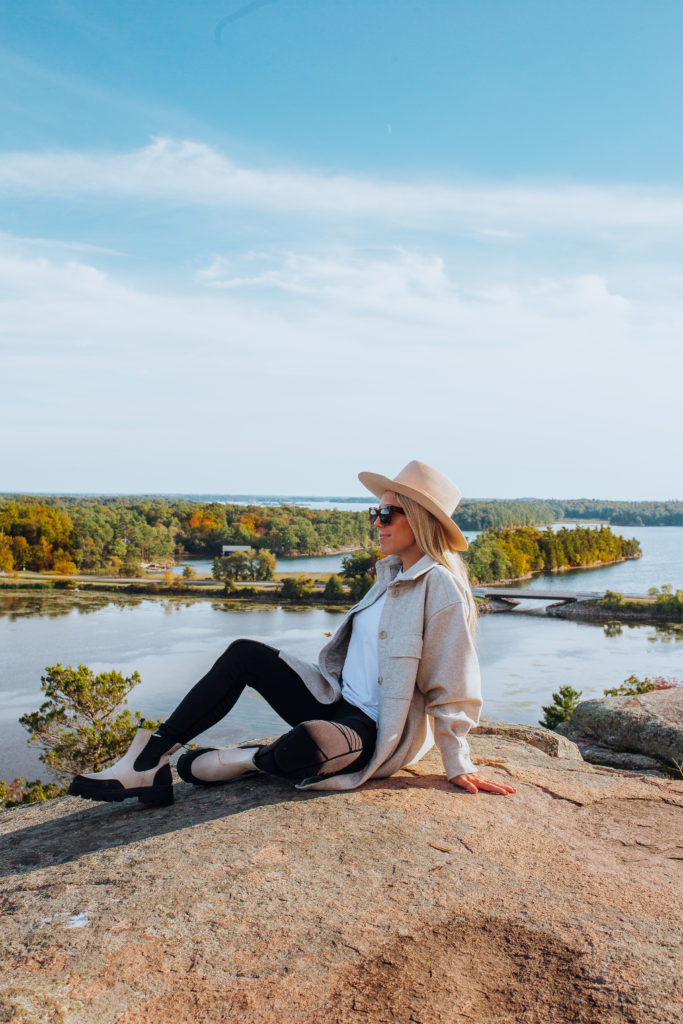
[542,499,683,527]
[0,498,374,574]
[453,498,683,530]
[0,492,667,577]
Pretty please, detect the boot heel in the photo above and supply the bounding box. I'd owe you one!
[139,785,174,807]
[138,763,174,807]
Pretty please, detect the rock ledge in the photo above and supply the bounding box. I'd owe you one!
[1,726,682,1024]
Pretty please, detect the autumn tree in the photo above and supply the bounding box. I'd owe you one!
[252,549,276,580]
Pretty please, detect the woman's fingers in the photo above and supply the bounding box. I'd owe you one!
[476,779,516,794]
[454,776,479,793]
[451,773,516,795]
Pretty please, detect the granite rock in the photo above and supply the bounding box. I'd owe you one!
[553,726,666,772]
[1,733,682,1024]
[473,718,583,759]
[567,688,683,766]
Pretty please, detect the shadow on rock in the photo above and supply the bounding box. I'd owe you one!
[0,773,328,878]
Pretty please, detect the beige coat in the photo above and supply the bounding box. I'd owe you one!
[279,553,482,791]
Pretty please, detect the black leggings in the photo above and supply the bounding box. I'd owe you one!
[160,639,376,782]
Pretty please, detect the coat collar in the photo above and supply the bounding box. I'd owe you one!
[375,552,438,587]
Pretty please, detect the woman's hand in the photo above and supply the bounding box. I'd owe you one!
[450,772,516,795]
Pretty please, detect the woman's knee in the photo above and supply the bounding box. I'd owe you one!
[220,638,276,670]
[225,638,264,657]
[255,719,366,780]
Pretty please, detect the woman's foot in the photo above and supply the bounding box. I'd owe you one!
[68,728,181,806]
[176,745,260,787]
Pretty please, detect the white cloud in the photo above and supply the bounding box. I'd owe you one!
[1,234,679,495]
[2,137,683,237]
[0,231,124,257]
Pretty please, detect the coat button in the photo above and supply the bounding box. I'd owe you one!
[379,630,387,640]
[377,675,383,685]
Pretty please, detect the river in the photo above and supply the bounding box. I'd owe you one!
[1,525,681,782]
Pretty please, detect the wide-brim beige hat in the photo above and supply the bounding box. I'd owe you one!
[358,460,468,551]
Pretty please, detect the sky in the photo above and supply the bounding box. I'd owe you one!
[1,0,681,500]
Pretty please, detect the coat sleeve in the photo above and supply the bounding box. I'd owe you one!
[415,600,482,779]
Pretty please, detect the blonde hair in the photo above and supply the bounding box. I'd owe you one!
[395,492,478,638]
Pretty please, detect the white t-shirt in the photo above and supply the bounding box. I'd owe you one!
[341,571,403,721]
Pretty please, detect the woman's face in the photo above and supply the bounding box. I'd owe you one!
[374,490,423,569]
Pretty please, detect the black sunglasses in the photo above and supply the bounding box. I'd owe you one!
[368,505,406,526]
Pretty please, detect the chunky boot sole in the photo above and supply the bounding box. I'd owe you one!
[68,763,174,807]
[176,747,260,787]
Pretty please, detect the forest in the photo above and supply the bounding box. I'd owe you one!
[544,499,683,527]
[0,493,658,576]
[454,498,683,529]
[463,525,641,584]
[0,497,374,574]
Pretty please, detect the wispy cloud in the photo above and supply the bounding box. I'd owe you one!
[2,137,683,236]
[0,231,124,257]
[1,237,679,493]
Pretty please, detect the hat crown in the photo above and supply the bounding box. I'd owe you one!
[393,460,462,517]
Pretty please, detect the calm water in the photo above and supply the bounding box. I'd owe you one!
[173,554,364,576]
[1,525,681,782]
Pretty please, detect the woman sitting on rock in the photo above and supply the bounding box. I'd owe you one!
[69,461,515,805]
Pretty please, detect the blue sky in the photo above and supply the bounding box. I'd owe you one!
[1,0,681,498]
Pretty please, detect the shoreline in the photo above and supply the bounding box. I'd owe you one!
[0,551,653,621]
[477,552,642,589]
[546,600,683,624]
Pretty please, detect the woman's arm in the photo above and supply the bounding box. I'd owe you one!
[417,601,515,796]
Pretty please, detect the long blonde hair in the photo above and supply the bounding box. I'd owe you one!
[396,492,478,638]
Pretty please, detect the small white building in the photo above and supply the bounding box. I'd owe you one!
[221,545,252,555]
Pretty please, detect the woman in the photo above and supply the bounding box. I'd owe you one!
[68,461,515,806]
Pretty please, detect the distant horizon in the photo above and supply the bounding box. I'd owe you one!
[2,491,682,505]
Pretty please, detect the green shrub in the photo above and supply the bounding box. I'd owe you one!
[539,685,582,730]
[323,574,346,601]
[0,664,160,807]
[279,576,314,600]
[0,776,64,808]
[604,673,681,697]
[348,573,375,602]
[19,663,155,781]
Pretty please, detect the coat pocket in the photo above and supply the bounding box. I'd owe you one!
[387,633,423,659]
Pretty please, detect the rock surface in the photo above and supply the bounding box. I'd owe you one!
[564,688,683,766]
[1,730,682,1024]
[553,726,666,772]
[473,718,583,759]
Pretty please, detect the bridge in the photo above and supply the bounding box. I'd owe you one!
[472,588,653,604]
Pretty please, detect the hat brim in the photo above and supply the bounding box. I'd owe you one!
[358,471,468,551]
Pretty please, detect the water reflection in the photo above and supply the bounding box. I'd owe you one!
[0,592,145,620]
[603,622,622,638]
[592,618,682,643]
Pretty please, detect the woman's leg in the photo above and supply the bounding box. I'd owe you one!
[182,702,376,785]
[135,638,331,770]
[68,638,327,803]
[252,702,376,781]
[163,638,331,738]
